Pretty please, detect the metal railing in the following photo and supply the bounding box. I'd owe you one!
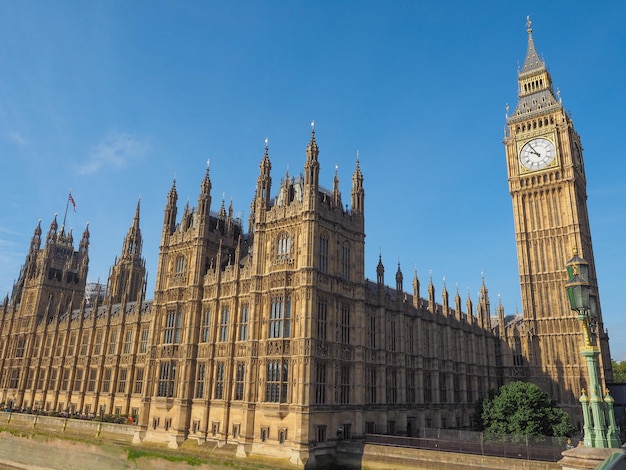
[365,429,578,463]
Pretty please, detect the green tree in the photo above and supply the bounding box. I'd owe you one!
[612,360,626,383]
[480,381,574,438]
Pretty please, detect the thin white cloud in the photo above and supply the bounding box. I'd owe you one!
[77,131,149,175]
[8,131,28,146]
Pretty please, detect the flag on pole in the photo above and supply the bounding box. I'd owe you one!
[69,193,77,212]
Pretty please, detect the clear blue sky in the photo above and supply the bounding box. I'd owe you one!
[1,2,625,360]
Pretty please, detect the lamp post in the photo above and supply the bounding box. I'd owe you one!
[565,249,620,448]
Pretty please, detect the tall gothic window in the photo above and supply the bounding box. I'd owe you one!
[407,370,416,403]
[140,327,149,353]
[87,368,97,392]
[317,299,327,341]
[214,362,225,399]
[219,307,229,342]
[339,305,350,344]
[386,368,397,404]
[368,315,376,348]
[118,369,127,393]
[102,368,112,393]
[239,304,249,341]
[319,235,328,273]
[423,371,432,403]
[15,337,26,358]
[453,374,461,403]
[175,256,186,274]
[277,232,291,260]
[269,296,291,339]
[195,363,206,399]
[158,361,177,397]
[341,243,350,280]
[339,364,350,404]
[134,368,144,394]
[94,332,103,355]
[73,369,83,392]
[266,360,288,403]
[164,310,182,344]
[439,372,447,404]
[200,309,211,343]
[388,318,396,351]
[235,363,245,400]
[315,362,326,404]
[108,330,118,354]
[55,334,64,356]
[367,366,377,404]
[67,334,76,356]
[80,332,89,356]
[123,330,133,354]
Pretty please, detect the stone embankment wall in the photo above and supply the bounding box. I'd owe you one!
[0,412,562,470]
[337,441,562,470]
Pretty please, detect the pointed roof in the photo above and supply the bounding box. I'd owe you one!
[520,16,544,75]
[132,196,141,230]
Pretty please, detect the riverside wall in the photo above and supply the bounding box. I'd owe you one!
[0,412,562,469]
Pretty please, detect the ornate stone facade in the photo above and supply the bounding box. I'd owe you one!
[0,20,612,466]
[502,19,612,422]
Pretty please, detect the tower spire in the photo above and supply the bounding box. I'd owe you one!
[521,16,544,74]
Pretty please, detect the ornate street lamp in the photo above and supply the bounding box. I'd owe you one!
[565,248,620,448]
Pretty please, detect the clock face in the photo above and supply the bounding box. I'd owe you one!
[519,138,556,171]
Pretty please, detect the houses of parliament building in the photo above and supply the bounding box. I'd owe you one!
[0,20,614,466]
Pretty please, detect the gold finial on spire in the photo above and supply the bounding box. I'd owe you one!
[526,15,532,32]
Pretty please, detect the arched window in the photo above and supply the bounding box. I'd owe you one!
[175,256,185,274]
[319,234,329,273]
[277,232,291,260]
[341,242,351,280]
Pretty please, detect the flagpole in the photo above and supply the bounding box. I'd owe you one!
[62,188,71,229]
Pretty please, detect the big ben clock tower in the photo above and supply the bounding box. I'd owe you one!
[504,18,613,413]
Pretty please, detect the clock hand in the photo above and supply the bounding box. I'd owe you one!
[527,143,541,156]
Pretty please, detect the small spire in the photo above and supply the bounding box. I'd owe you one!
[521,15,544,74]
[133,196,141,228]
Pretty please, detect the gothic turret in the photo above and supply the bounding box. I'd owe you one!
[106,200,147,305]
[304,123,320,194]
[163,178,178,238]
[442,278,449,317]
[428,273,435,313]
[332,166,342,209]
[412,268,420,308]
[395,262,403,294]
[466,290,474,326]
[351,156,364,215]
[477,275,490,329]
[255,139,272,209]
[455,286,462,321]
[376,254,384,286]
[198,161,212,234]
[46,214,59,244]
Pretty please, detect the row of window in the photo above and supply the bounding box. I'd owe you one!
[157,360,288,403]
[316,299,350,343]
[1,366,145,395]
[318,235,351,280]
[4,327,151,360]
[171,299,289,346]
